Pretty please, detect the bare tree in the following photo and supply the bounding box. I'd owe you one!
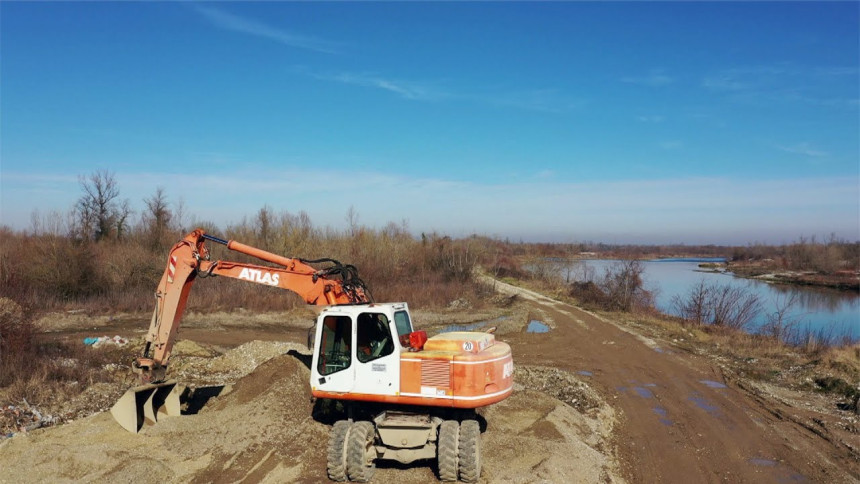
[672,278,711,325]
[346,206,360,237]
[709,285,761,330]
[142,187,172,248]
[75,170,129,241]
[600,260,650,311]
[256,205,273,250]
[116,198,132,240]
[762,291,802,342]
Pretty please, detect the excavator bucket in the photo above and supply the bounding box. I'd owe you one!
[110,381,185,433]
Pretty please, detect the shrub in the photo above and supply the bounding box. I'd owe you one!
[566,259,653,312]
[671,279,762,330]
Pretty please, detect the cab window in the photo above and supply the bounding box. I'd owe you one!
[356,313,394,363]
[394,311,413,338]
[317,315,351,376]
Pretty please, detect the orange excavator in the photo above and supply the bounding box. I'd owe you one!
[112,229,513,483]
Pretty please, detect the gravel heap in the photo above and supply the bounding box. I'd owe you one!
[514,365,603,413]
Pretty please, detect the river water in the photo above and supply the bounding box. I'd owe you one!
[557,259,860,342]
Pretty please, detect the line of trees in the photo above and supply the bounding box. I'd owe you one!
[507,239,859,275]
[730,236,860,274]
[2,169,857,315]
[1,170,497,313]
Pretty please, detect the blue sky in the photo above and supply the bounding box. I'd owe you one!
[2,1,858,244]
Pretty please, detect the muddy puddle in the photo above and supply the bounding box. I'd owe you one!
[652,406,673,426]
[526,319,550,333]
[748,457,807,482]
[689,392,722,417]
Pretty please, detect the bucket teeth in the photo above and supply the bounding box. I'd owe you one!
[110,381,184,433]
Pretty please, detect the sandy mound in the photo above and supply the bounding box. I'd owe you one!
[0,347,327,483]
[171,340,306,385]
[480,365,621,483]
[0,342,621,483]
[483,390,619,483]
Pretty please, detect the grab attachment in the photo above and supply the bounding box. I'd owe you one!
[110,381,185,433]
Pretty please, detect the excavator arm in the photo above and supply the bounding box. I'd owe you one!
[112,229,371,433]
[135,229,371,384]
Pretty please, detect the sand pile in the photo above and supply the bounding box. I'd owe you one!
[0,342,622,483]
[0,345,329,483]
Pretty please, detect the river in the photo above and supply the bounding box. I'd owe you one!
[555,258,860,342]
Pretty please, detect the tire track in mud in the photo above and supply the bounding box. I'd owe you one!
[489,277,858,483]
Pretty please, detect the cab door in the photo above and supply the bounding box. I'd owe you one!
[353,311,400,397]
[312,313,354,393]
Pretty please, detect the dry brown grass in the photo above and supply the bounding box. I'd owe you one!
[1,212,499,313]
[0,213,506,434]
[0,297,129,433]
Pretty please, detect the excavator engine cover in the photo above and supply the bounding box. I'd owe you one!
[110,381,184,433]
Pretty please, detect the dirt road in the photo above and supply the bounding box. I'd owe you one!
[489,278,859,483]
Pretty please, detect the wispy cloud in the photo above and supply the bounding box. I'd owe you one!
[637,115,665,123]
[622,70,674,87]
[305,70,446,101]
[702,65,788,92]
[701,76,749,91]
[482,88,586,113]
[297,67,582,112]
[193,5,339,54]
[702,64,859,109]
[812,66,859,77]
[777,142,829,157]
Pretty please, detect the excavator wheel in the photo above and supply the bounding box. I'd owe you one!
[327,420,351,482]
[437,420,460,482]
[346,421,376,482]
[458,419,481,483]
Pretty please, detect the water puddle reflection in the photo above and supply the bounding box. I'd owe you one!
[748,457,807,482]
[689,392,721,417]
[527,320,550,333]
[700,380,727,389]
[633,386,654,398]
[652,406,673,426]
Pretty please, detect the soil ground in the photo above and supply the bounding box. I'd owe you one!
[487,278,859,483]
[1,279,858,483]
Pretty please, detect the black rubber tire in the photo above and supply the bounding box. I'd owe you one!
[458,419,482,483]
[346,421,376,483]
[437,420,460,482]
[327,420,351,481]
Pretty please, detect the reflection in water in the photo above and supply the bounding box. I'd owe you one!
[768,283,858,313]
[547,259,859,340]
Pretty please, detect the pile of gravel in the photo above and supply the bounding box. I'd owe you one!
[514,365,603,413]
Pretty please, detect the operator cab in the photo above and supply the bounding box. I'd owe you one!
[311,303,413,395]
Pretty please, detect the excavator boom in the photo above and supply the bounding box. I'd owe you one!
[111,229,370,432]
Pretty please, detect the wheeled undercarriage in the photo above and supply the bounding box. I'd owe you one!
[326,404,482,483]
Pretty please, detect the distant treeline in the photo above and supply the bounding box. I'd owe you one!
[1,170,857,313]
[508,239,860,273]
[0,171,507,312]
